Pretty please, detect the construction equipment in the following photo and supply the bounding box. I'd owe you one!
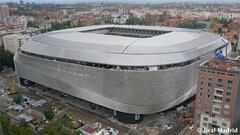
[7,79,17,95]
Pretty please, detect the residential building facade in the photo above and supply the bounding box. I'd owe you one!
[194,58,240,135]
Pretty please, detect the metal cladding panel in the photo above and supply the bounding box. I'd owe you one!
[31,33,138,54]
[124,32,219,54]
[20,39,228,66]
[20,25,228,66]
[15,52,214,114]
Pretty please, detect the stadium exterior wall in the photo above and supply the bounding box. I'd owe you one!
[14,49,224,114]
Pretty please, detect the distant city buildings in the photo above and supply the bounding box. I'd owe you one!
[39,22,52,31]
[111,15,129,24]
[3,34,30,53]
[0,4,9,19]
[194,58,240,135]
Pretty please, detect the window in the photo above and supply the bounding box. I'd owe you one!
[218,79,223,83]
[203,117,208,121]
[226,92,231,96]
[216,83,223,88]
[222,122,227,126]
[226,98,230,103]
[227,87,232,91]
[223,110,229,116]
[213,120,217,125]
[214,96,222,101]
[206,106,210,111]
[215,90,223,95]
[198,97,201,102]
[228,80,233,85]
[213,107,221,112]
[208,83,212,87]
[201,81,204,85]
[203,122,208,127]
[207,89,211,92]
[208,78,213,81]
[213,101,222,106]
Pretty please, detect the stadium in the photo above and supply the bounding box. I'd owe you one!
[14,25,231,123]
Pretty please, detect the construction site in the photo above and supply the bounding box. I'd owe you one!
[0,68,195,135]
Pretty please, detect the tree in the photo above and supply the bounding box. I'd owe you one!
[217,27,223,36]
[13,94,22,104]
[58,115,73,128]
[0,113,36,135]
[44,108,54,120]
[0,113,11,134]
[0,46,15,69]
[27,21,39,28]
[159,16,164,22]
[52,21,72,30]
[15,124,37,135]
[219,18,229,28]
[41,120,82,135]
[126,15,151,25]
[178,21,200,29]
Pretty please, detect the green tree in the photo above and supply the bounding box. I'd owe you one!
[58,115,73,128]
[218,27,223,36]
[52,21,72,30]
[126,15,151,25]
[13,94,22,104]
[15,124,37,135]
[41,120,82,135]
[159,16,164,22]
[44,108,54,120]
[0,113,36,135]
[0,46,14,69]
[27,21,39,28]
[219,18,229,28]
[0,114,11,134]
[178,21,200,29]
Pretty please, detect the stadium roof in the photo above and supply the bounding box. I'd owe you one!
[20,25,229,66]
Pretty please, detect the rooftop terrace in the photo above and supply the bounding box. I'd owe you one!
[200,58,240,74]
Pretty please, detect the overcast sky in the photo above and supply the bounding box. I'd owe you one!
[1,0,240,4]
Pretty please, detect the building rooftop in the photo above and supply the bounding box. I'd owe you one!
[20,25,229,66]
[200,58,240,74]
[17,114,33,122]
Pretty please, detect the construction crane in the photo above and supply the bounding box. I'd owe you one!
[7,79,17,95]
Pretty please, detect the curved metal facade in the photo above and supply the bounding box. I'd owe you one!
[14,25,232,114]
[14,47,230,114]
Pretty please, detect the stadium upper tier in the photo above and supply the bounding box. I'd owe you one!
[20,25,229,66]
